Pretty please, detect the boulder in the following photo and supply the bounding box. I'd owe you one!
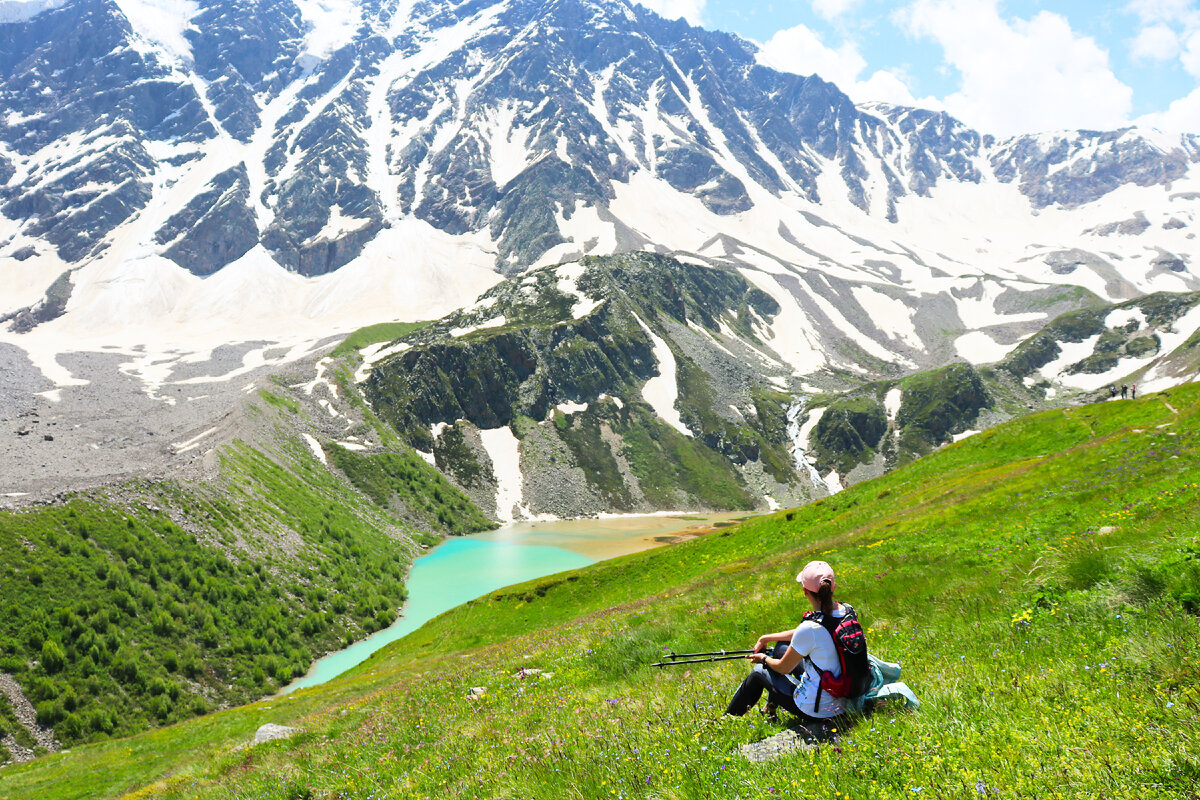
[253,723,302,745]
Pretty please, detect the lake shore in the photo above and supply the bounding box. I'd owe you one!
[469,511,757,560]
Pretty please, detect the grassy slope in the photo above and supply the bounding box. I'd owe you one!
[0,373,502,765]
[5,388,1200,798]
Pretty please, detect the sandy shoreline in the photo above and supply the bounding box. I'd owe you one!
[468,511,757,560]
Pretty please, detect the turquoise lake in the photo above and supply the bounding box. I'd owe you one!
[282,513,746,693]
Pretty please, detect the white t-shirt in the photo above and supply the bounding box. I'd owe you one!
[788,607,847,718]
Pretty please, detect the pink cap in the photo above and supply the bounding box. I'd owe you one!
[796,560,836,593]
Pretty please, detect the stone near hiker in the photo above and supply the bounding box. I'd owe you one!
[724,560,870,727]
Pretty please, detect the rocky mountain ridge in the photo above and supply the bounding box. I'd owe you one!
[2,0,1200,383]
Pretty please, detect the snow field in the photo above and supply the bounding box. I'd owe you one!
[630,312,691,437]
[851,286,921,348]
[1057,302,1200,392]
[487,101,533,189]
[738,270,826,375]
[1038,335,1102,383]
[806,283,911,368]
[478,426,525,523]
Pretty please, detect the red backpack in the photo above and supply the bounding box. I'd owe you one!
[801,604,871,710]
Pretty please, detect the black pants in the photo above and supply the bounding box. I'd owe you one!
[725,664,803,717]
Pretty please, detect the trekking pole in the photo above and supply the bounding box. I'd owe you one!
[650,647,759,668]
[651,653,752,668]
[664,648,757,659]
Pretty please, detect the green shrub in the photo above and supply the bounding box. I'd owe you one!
[39,640,65,674]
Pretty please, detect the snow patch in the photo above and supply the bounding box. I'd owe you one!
[317,399,341,418]
[478,427,525,523]
[952,430,979,443]
[1106,307,1146,329]
[355,340,411,384]
[296,358,337,397]
[955,331,1017,364]
[851,286,921,348]
[1039,335,1102,382]
[555,262,604,319]
[488,101,533,189]
[953,281,1047,329]
[555,400,589,415]
[884,388,902,419]
[173,426,218,454]
[631,313,691,437]
[450,315,507,337]
[310,206,372,244]
[739,270,825,375]
[302,433,327,464]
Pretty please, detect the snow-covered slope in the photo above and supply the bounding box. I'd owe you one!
[2,0,1200,399]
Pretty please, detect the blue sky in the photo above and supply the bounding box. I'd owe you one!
[639,0,1200,136]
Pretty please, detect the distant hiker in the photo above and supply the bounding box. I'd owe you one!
[725,561,869,724]
[1132,384,1137,399]
[1109,386,1118,399]
[1122,384,1129,399]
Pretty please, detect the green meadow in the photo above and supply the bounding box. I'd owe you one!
[4,385,1200,799]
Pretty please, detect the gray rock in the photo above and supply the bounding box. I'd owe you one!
[156,165,258,276]
[739,727,817,763]
[253,723,302,744]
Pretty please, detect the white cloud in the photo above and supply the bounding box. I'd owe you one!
[1131,22,1182,61]
[636,0,706,25]
[811,0,859,20]
[756,23,938,109]
[1180,26,1200,75]
[855,69,941,109]
[757,23,867,89]
[898,0,1133,136]
[1125,0,1196,24]
[1136,85,1200,131]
